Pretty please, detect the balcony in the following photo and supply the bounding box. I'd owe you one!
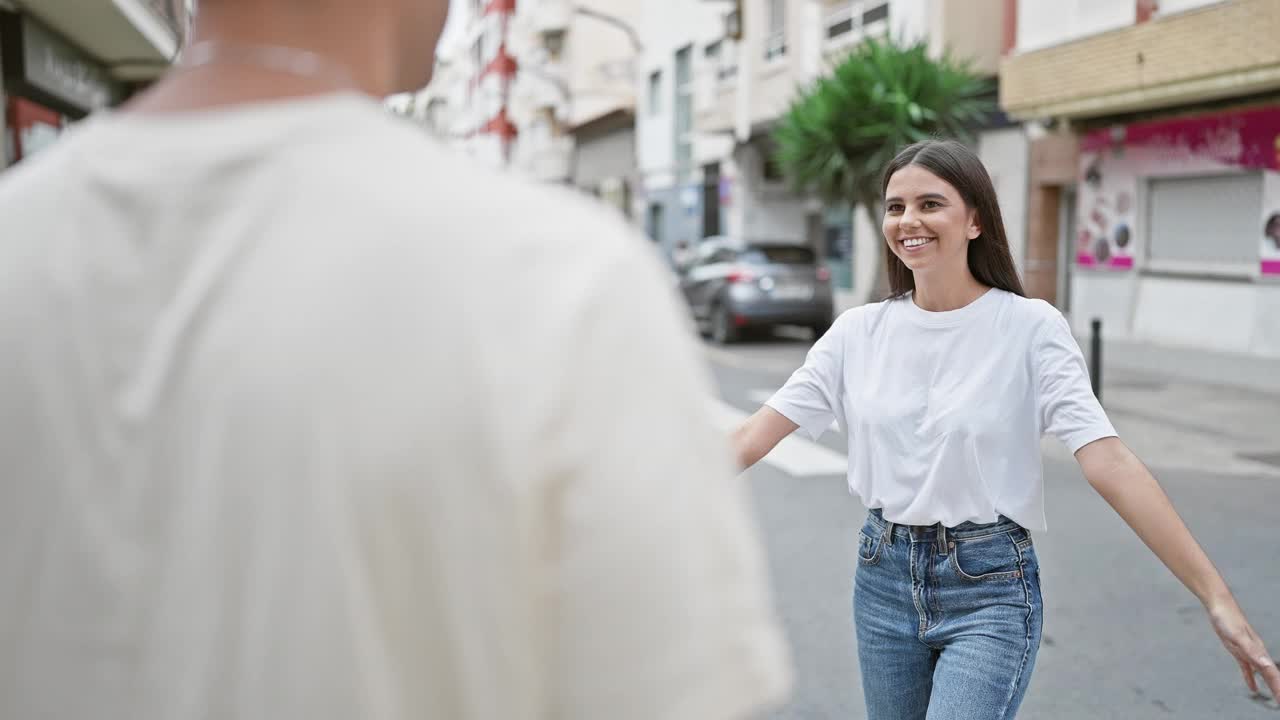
[18,0,188,80]
[520,134,574,182]
[821,0,890,54]
[695,79,736,136]
[1001,0,1280,119]
[511,58,569,121]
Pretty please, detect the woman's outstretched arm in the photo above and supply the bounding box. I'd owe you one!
[1076,436,1280,703]
[731,406,799,472]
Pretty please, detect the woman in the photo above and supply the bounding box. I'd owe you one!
[732,140,1278,719]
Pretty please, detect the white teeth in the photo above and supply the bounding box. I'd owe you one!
[902,237,933,248]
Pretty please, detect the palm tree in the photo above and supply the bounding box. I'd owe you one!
[772,36,993,299]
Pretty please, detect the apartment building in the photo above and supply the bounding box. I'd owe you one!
[1,0,190,167]
[435,0,640,214]
[1001,0,1280,360]
[647,0,1011,306]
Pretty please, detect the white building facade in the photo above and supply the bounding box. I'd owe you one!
[0,0,190,168]
[646,0,1015,307]
[421,0,640,198]
[633,0,734,257]
[1002,0,1280,363]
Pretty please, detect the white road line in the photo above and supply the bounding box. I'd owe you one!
[702,345,803,375]
[709,400,848,478]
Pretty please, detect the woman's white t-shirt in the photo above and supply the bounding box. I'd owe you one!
[766,288,1116,532]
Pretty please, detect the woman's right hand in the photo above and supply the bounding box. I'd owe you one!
[1208,598,1280,705]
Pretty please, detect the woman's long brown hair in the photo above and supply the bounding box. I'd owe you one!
[881,140,1026,298]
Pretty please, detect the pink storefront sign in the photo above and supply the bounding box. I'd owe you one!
[1073,253,1133,271]
[1080,106,1280,271]
[1080,106,1280,171]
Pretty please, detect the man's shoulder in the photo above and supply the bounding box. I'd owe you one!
[330,129,646,265]
[0,141,74,210]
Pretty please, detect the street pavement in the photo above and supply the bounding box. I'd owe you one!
[702,328,1280,719]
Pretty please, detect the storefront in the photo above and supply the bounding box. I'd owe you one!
[1070,104,1280,359]
[1,10,122,167]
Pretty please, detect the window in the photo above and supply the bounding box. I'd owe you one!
[708,247,737,264]
[702,162,722,238]
[823,203,855,290]
[825,1,890,42]
[705,39,738,82]
[762,151,784,183]
[765,0,787,60]
[675,45,691,86]
[648,70,662,116]
[862,2,889,25]
[646,202,665,243]
[740,246,817,265]
[1146,173,1261,273]
[674,46,693,176]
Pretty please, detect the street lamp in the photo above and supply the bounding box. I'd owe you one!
[570,6,643,54]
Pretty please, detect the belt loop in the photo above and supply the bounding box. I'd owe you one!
[937,524,948,553]
[883,521,896,546]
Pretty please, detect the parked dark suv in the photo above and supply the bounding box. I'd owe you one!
[677,238,834,344]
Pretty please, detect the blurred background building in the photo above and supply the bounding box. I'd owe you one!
[421,0,1279,365]
[1002,0,1280,361]
[409,0,641,222]
[680,0,1011,310]
[0,0,192,168]
[427,1,1014,311]
[4,0,1276,366]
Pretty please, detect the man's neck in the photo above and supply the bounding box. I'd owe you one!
[124,8,396,115]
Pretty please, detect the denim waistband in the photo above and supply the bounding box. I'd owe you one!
[867,507,1025,542]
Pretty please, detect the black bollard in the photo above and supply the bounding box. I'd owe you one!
[1090,318,1103,404]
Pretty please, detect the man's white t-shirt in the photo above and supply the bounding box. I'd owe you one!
[0,94,790,719]
[767,288,1116,531]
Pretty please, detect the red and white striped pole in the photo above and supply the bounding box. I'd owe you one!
[480,0,518,167]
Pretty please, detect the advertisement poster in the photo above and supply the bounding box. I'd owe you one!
[1265,177,1280,275]
[1078,106,1280,276]
[1075,149,1136,270]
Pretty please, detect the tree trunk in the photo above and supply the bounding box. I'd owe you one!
[860,196,890,302]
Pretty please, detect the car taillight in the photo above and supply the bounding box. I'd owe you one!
[816,266,831,282]
[726,268,756,283]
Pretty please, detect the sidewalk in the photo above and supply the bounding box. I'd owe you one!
[1098,336,1280,396]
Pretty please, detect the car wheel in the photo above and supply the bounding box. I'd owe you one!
[692,309,711,337]
[711,304,738,345]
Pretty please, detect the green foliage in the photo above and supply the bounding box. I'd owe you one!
[772,36,993,211]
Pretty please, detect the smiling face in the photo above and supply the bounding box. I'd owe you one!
[883,164,981,277]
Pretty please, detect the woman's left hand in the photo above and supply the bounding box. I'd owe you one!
[1208,599,1280,705]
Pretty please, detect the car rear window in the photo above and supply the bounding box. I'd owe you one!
[740,246,816,265]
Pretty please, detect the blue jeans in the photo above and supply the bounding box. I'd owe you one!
[854,509,1043,720]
